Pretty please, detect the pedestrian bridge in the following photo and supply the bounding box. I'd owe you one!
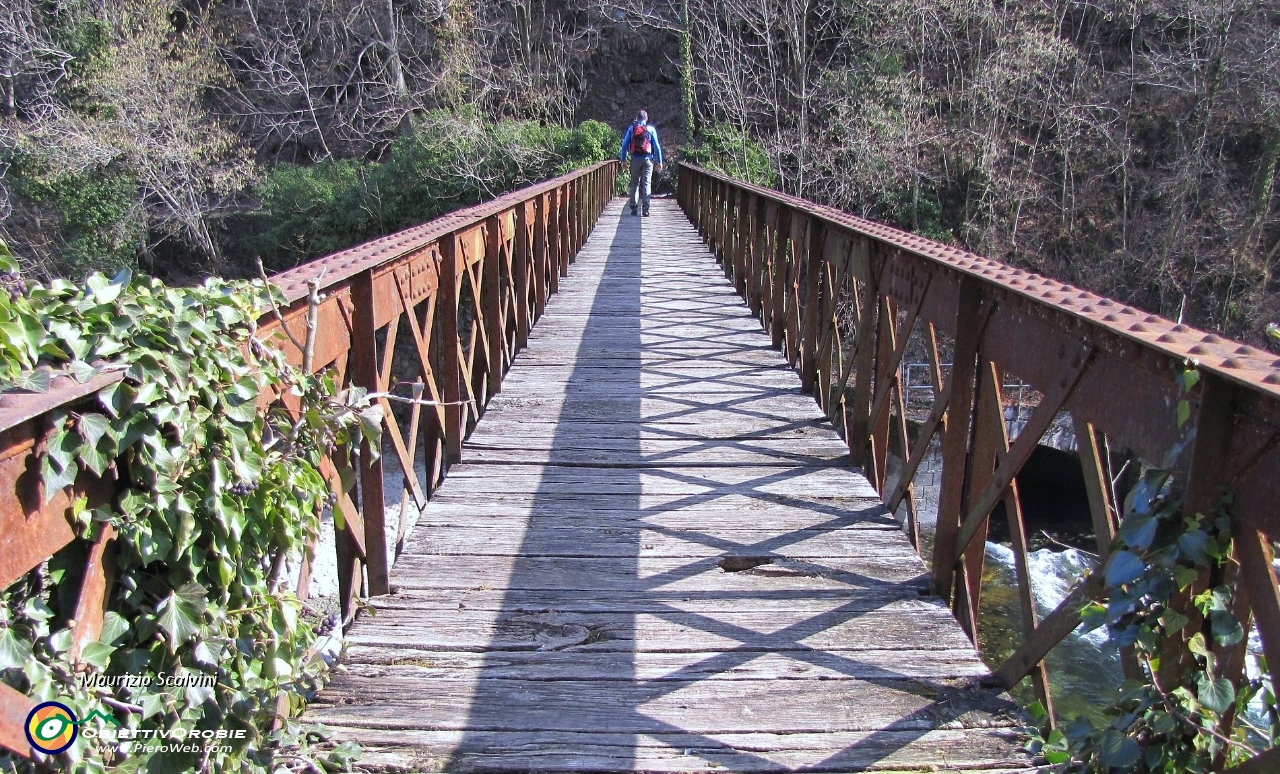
[305,196,1024,771]
[4,161,1280,772]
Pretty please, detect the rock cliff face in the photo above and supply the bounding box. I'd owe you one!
[573,20,684,157]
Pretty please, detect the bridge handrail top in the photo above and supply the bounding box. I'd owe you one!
[681,162,1280,403]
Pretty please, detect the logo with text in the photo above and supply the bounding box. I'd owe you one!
[25,702,115,755]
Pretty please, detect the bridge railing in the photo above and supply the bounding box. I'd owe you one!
[678,163,1280,755]
[0,160,617,758]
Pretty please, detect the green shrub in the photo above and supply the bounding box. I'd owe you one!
[237,159,369,271]
[874,185,951,242]
[555,120,617,174]
[684,124,775,187]
[0,263,377,772]
[7,153,144,279]
[230,113,615,271]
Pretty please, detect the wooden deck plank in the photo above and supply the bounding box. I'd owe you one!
[407,526,920,557]
[306,199,1027,772]
[311,677,1016,734]
[333,647,995,680]
[340,604,977,653]
[327,729,1033,774]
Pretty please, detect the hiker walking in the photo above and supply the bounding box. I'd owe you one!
[620,110,663,217]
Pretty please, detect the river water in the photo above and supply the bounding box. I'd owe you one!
[888,441,1272,730]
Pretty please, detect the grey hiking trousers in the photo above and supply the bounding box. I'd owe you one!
[628,157,654,214]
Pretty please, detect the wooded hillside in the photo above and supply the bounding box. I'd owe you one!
[2,0,1277,346]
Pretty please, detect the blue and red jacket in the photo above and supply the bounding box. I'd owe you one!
[620,122,663,164]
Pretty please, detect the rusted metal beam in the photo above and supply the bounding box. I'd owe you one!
[995,571,1104,687]
[439,234,464,466]
[0,682,34,759]
[951,343,1094,565]
[69,523,117,661]
[1,420,116,590]
[800,220,827,393]
[931,278,983,600]
[351,271,390,597]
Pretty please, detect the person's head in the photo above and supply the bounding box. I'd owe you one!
[635,110,648,125]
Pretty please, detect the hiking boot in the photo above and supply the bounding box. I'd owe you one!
[643,209,650,217]
[630,207,638,216]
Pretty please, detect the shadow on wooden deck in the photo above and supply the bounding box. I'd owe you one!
[306,200,1031,773]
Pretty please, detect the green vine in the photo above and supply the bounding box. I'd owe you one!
[1028,368,1279,771]
[0,240,377,772]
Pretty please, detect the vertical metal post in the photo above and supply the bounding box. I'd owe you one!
[440,236,463,465]
[769,206,790,349]
[800,220,826,393]
[931,276,984,600]
[484,215,505,396]
[515,201,533,349]
[351,271,390,596]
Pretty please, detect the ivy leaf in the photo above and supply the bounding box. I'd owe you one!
[13,369,51,393]
[221,396,257,424]
[1106,550,1146,587]
[68,360,99,384]
[1177,530,1211,564]
[98,380,135,418]
[1210,610,1244,647]
[1098,730,1140,769]
[78,412,110,449]
[1125,470,1169,515]
[358,405,384,444]
[40,455,78,501]
[1197,674,1235,714]
[1159,609,1189,635]
[79,641,115,669]
[78,441,111,477]
[0,625,33,669]
[46,429,80,471]
[1172,565,1200,590]
[100,611,129,645]
[1119,514,1157,550]
[139,691,167,719]
[156,583,207,652]
[46,628,72,655]
[86,270,130,305]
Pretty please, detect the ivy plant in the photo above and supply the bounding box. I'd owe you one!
[1026,368,1278,771]
[0,240,377,773]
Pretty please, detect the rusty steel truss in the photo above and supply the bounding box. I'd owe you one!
[679,162,1280,768]
[0,160,618,759]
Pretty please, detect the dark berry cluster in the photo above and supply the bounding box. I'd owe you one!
[1,270,24,302]
[315,612,339,637]
[227,480,258,497]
